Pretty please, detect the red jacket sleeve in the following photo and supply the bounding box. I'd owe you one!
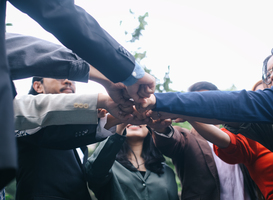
[213,128,256,165]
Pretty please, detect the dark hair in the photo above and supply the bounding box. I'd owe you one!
[116,128,165,175]
[188,81,219,92]
[262,54,273,84]
[28,77,43,95]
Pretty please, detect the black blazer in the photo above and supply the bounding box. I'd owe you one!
[0,0,136,189]
[16,124,107,200]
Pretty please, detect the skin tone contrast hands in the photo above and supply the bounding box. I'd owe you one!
[91,67,238,150]
[126,73,156,104]
[88,65,132,107]
[97,93,134,122]
[97,93,152,126]
[88,65,155,105]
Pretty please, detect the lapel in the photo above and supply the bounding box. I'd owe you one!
[81,146,88,165]
[191,129,221,193]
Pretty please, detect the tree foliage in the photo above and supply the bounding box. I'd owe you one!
[123,11,177,93]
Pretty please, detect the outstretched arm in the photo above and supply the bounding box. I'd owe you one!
[14,92,134,131]
[142,90,273,123]
[188,121,230,148]
[14,93,99,130]
[7,33,90,82]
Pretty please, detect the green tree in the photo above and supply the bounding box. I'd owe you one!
[122,10,177,93]
[225,84,237,91]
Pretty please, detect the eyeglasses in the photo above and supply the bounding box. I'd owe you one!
[262,68,273,85]
[262,61,273,85]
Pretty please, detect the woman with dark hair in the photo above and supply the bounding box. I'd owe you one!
[85,123,179,200]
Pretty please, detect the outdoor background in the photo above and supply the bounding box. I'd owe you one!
[4,0,273,199]
[6,0,273,95]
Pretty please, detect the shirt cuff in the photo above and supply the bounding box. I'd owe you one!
[96,114,116,138]
[122,62,145,86]
[153,126,174,138]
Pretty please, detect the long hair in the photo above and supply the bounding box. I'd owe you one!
[116,128,165,175]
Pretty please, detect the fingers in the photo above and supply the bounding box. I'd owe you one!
[145,110,161,120]
[124,115,151,125]
[116,123,128,135]
[118,104,134,114]
[147,118,172,133]
[97,108,108,118]
[174,118,185,123]
[138,85,151,98]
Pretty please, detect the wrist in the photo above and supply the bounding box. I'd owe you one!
[116,124,127,135]
[153,126,174,137]
[154,126,171,134]
[105,115,122,130]
[88,65,112,89]
[97,93,109,109]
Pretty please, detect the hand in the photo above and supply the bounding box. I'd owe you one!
[116,123,128,135]
[135,94,156,113]
[105,82,133,107]
[126,72,155,103]
[88,64,133,106]
[146,111,223,125]
[147,118,172,133]
[97,108,108,118]
[146,110,183,121]
[124,107,151,125]
[104,114,122,130]
[97,93,134,122]
[173,118,186,123]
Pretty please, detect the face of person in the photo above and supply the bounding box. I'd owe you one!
[126,124,149,140]
[40,78,76,94]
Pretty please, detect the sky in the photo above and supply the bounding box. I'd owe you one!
[6,0,273,96]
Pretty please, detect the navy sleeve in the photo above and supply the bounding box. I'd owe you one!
[154,88,273,123]
[9,0,135,83]
[6,33,90,82]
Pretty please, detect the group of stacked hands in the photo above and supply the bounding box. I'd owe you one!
[2,0,273,200]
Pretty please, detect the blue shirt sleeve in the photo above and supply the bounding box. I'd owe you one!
[121,62,145,86]
[154,88,273,123]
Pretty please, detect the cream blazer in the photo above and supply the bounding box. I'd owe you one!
[13,93,98,130]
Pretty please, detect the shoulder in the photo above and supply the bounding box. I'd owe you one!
[162,163,175,174]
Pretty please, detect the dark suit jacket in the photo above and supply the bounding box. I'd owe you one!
[0,0,17,190]
[152,126,221,200]
[1,0,136,188]
[7,0,136,83]
[16,124,107,200]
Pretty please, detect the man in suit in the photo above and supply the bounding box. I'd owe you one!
[1,0,155,189]
[151,82,257,200]
[15,77,115,200]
